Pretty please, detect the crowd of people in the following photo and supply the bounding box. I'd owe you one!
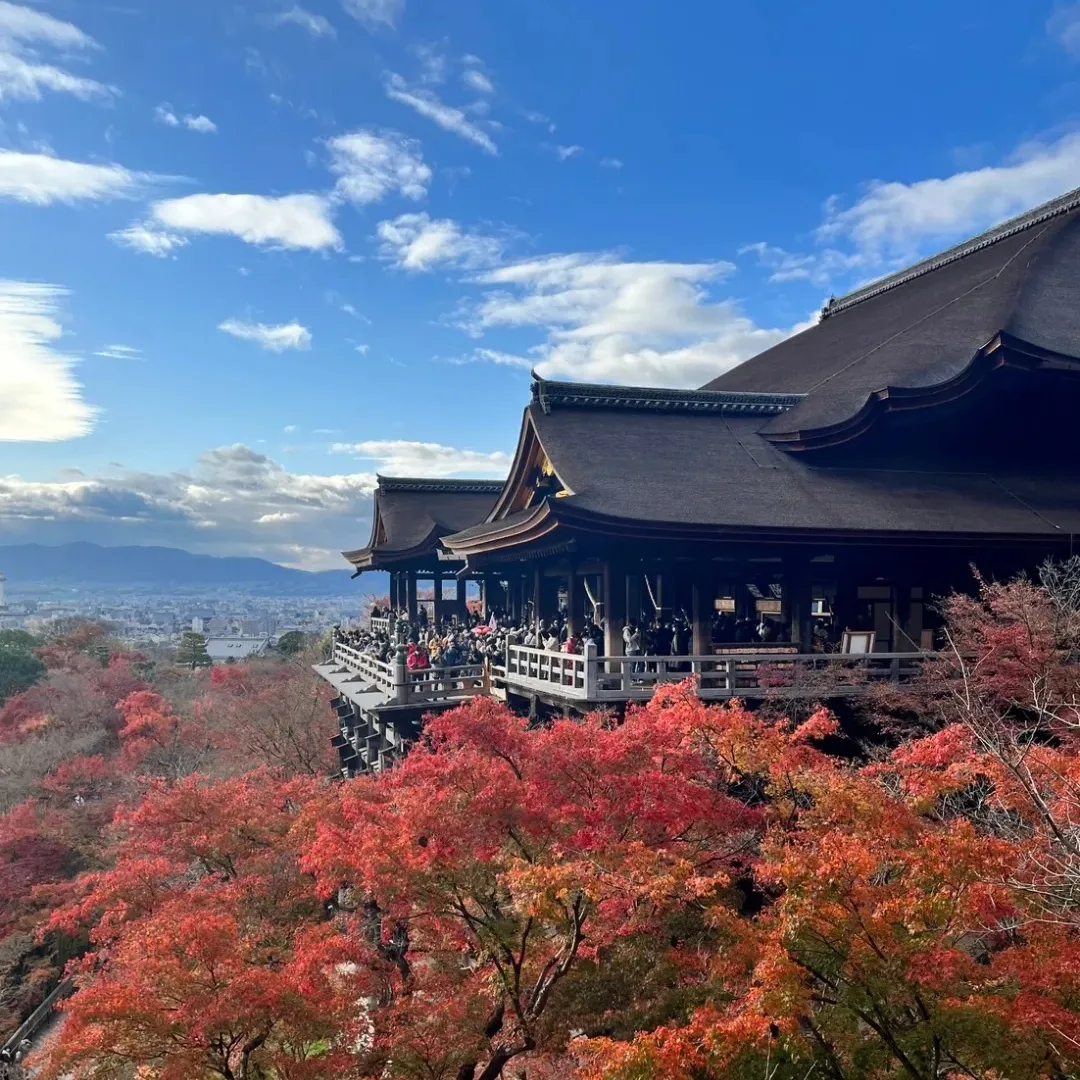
[343,603,838,669]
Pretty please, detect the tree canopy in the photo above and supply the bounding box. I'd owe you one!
[19,567,1080,1080]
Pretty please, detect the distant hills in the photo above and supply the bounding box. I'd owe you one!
[0,543,386,597]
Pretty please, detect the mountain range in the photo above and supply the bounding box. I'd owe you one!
[0,543,386,597]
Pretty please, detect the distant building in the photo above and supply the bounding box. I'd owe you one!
[205,637,269,664]
[0,573,6,610]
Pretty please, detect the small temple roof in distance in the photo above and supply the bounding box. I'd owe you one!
[702,185,1080,437]
[344,476,506,571]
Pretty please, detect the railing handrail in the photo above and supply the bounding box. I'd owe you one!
[334,639,940,706]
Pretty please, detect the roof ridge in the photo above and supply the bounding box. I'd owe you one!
[378,476,506,493]
[822,184,1080,319]
[531,376,804,415]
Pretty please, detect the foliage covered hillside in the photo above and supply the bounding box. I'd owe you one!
[9,566,1080,1079]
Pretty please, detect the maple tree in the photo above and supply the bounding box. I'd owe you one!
[200,662,336,777]
[25,566,1080,1080]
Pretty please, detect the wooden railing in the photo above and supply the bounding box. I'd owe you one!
[332,640,936,708]
[368,615,392,635]
[504,643,934,702]
[333,641,395,689]
[331,641,489,706]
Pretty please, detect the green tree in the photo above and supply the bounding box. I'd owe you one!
[0,630,45,705]
[175,632,212,670]
[275,630,309,657]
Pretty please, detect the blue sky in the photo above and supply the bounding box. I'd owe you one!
[3,0,1080,569]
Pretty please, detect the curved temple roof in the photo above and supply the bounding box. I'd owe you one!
[702,185,1080,440]
[345,476,505,572]
[443,188,1080,558]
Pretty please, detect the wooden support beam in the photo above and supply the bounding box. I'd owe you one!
[456,576,468,621]
[692,568,713,656]
[406,572,418,622]
[604,563,626,658]
[432,571,444,625]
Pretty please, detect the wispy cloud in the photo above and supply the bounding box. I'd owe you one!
[0,280,96,442]
[109,222,189,257]
[271,5,336,37]
[376,212,502,271]
[385,73,497,154]
[0,149,149,204]
[1049,2,1080,57]
[341,0,403,30]
[600,157,623,169]
[219,318,313,352]
[327,128,431,204]
[0,1,115,103]
[331,439,510,477]
[818,131,1080,261]
[462,67,493,94]
[554,144,582,161]
[94,344,142,360]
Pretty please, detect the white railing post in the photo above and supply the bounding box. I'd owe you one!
[393,641,409,706]
[583,640,598,699]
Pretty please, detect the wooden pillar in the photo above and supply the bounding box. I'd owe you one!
[604,563,626,658]
[456,576,468,622]
[432,571,444,626]
[406,571,418,622]
[786,567,813,650]
[532,566,542,629]
[692,569,713,656]
[566,569,579,636]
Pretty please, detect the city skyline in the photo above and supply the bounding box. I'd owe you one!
[4,0,1080,568]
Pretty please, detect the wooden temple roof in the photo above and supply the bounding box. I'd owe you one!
[443,187,1080,558]
[344,477,505,571]
[703,185,1080,440]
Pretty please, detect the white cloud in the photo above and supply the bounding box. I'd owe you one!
[462,68,493,94]
[818,132,1080,261]
[184,114,217,134]
[0,281,96,442]
[94,344,141,360]
[219,319,313,352]
[327,128,431,205]
[1049,2,1080,57]
[283,424,299,433]
[152,192,342,251]
[463,253,805,388]
[0,149,146,204]
[376,212,501,271]
[354,343,370,354]
[0,444,380,568]
[600,157,623,169]
[738,242,869,287]
[109,221,189,257]
[332,439,510,477]
[451,347,531,370]
[523,110,556,133]
[0,2,114,103]
[555,144,582,161]
[385,73,497,154]
[155,105,217,133]
[341,0,403,29]
[272,5,336,37]
[0,52,113,102]
[0,1,95,48]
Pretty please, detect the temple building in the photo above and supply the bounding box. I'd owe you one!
[344,477,505,623]
[318,187,1080,770]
